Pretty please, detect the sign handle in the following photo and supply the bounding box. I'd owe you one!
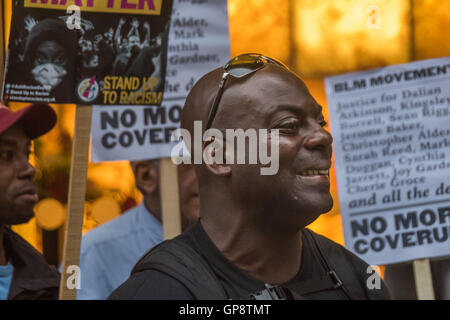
[58,105,92,300]
[407,0,435,301]
[413,258,435,300]
[159,158,181,240]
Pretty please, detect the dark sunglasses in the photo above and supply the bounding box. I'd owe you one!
[205,53,288,130]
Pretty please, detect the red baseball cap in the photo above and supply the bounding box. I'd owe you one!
[0,103,57,139]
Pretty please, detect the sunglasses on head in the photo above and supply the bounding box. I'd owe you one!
[205,53,288,130]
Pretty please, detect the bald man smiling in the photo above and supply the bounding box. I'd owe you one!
[109,53,391,300]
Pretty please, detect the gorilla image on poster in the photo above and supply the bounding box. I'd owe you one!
[3,0,173,105]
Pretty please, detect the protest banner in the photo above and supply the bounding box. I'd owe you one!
[91,103,181,161]
[2,0,173,105]
[325,56,450,299]
[91,0,230,162]
[91,0,230,240]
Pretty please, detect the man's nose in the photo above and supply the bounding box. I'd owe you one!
[17,158,36,180]
[304,124,333,151]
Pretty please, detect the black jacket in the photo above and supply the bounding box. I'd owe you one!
[3,227,59,300]
[110,223,391,300]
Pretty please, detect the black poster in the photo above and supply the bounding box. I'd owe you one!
[3,0,173,105]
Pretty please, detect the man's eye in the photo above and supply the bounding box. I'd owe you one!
[54,55,66,65]
[0,150,14,161]
[319,119,328,127]
[278,120,300,132]
[35,54,47,64]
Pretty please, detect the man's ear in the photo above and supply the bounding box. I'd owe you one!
[132,160,159,195]
[202,137,231,176]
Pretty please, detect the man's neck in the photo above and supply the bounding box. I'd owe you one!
[143,197,162,223]
[201,214,303,285]
[0,226,7,265]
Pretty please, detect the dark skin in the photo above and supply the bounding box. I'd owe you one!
[0,125,38,265]
[131,161,200,231]
[181,64,333,284]
[33,40,67,68]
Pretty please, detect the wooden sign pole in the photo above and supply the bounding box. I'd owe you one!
[58,105,92,300]
[159,158,181,240]
[407,0,435,301]
[413,258,435,300]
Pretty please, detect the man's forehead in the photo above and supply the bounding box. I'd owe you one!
[265,102,323,117]
[182,64,316,131]
[221,65,316,113]
[0,125,31,146]
[235,64,307,94]
[37,40,63,50]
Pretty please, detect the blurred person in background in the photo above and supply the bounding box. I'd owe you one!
[77,160,199,300]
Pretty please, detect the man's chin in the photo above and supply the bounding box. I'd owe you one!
[293,195,334,227]
[8,206,35,225]
[293,190,333,212]
[321,195,334,214]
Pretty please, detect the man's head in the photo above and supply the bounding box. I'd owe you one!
[79,39,94,55]
[130,160,199,230]
[33,40,67,68]
[119,38,129,53]
[181,54,333,232]
[23,19,75,90]
[0,104,57,226]
[128,35,141,54]
[104,27,114,41]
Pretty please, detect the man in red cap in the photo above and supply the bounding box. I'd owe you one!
[0,103,59,300]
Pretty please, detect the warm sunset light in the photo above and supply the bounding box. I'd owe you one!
[3,1,449,287]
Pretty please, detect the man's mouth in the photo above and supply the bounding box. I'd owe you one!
[298,169,329,177]
[297,168,331,185]
[16,188,39,203]
[192,193,200,200]
[189,193,200,207]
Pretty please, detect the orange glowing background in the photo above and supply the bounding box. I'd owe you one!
[3,1,450,270]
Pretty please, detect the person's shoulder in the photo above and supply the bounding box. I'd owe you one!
[132,231,195,273]
[108,269,194,300]
[3,228,60,299]
[305,228,364,263]
[305,228,391,299]
[4,227,56,274]
[81,205,142,252]
[304,228,376,276]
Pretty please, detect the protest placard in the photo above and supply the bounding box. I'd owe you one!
[91,0,230,162]
[325,56,450,266]
[2,0,173,105]
[91,103,180,161]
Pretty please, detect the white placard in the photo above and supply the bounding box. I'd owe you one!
[325,57,450,265]
[91,0,230,162]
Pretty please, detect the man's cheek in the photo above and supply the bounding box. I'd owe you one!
[0,181,9,199]
[0,193,12,215]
